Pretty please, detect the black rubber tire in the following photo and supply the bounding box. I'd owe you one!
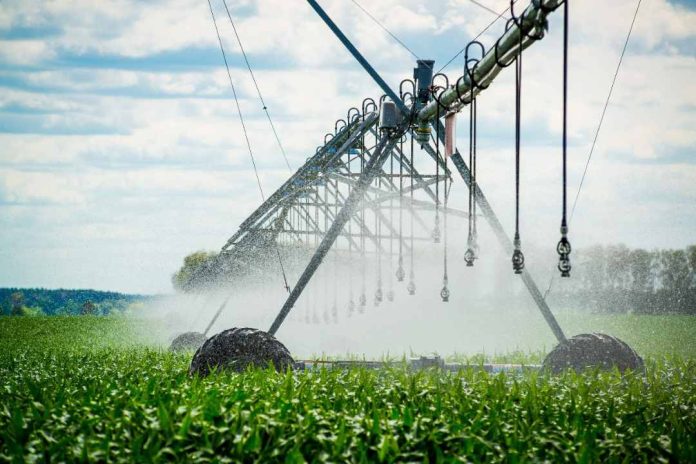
[189,327,294,376]
[169,332,207,353]
[542,332,644,374]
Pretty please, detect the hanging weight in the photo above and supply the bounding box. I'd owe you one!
[557,231,572,277]
[375,285,383,304]
[431,217,441,243]
[512,249,525,274]
[396,262,405,282]
[464,247,476,267]
[440,286,450,302]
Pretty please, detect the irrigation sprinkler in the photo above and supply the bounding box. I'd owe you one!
[187,0,644,376]
[190,328,294,376]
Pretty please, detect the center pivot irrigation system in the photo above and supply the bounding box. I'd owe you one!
[173,0,645,375]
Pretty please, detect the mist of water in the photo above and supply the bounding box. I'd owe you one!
[137,212,578,359]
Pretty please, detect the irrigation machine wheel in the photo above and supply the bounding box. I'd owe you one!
[169,331,207,353]
[542,332,644,374]
[189,327,294,376]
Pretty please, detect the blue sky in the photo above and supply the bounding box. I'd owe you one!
[0,0,694,294]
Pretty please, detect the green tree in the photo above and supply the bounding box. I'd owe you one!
[628,248,654,313]
[581,245,606,312]
[659,249,691,313]
[81,300,97,315]
[171,251,218,292]
[10,291,24,316]
[687,245,696,287]
[22,306,45,316]
[605,244,631,313]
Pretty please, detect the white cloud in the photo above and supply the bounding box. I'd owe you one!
[0,39,55,65]
[0,0,694,293]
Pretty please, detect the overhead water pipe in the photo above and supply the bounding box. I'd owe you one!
[417,0,562,123]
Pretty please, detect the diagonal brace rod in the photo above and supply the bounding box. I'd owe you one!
[449,150,567,343]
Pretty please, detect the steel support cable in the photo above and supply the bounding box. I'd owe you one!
[220,0,292,172]
[207,0,291,294]
[350,0,421,62]
[570,0,641,223]
[543,0,641,299]
[207,1,263,203]
[469,0,510,19]
[419,0,563,122]
[436,0,518,74]
[351,0,509,73]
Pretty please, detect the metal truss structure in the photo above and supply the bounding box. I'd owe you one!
[221,110,455,264]
[194,0,569,345]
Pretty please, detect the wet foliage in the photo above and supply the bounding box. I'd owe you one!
[1,317,695,462]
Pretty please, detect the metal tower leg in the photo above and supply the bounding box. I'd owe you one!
[268,135,398,335]
[449,151,567,343]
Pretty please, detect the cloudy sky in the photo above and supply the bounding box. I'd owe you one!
[0,0,694,294]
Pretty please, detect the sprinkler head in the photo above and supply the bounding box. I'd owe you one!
[431,224,441,243]
[387,290,394,302]
[512,248,525,274]
[396,266,405,282]
[558,257,571,277]
[464,248,476,267]
[557,236,572,277]
[407,280,416,295]
[375,287,383,303]
[440,286,450,302]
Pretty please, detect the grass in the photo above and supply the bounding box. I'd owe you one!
[1,316,695,462]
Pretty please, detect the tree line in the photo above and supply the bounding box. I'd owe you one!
[0,288,149,316]
[548,244,696,314]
